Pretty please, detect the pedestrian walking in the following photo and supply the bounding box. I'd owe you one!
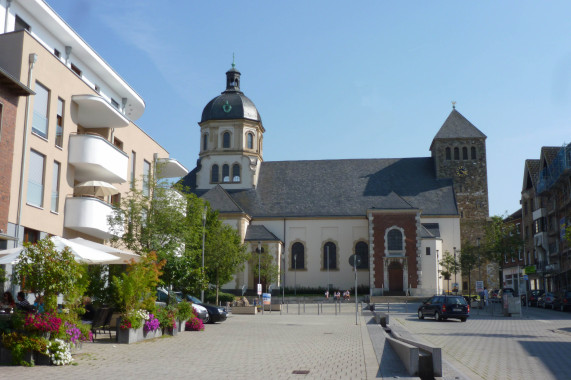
[484,287,489,307]
[325,290,329,300]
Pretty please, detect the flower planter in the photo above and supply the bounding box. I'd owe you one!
[34,351,51,366]
[0,347,49,365]
[116,326,144,344]
[177,319,188,333]
[166,326,178,336]
[143,329,162,340]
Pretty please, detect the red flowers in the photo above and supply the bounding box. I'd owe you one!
[24,313,62,333]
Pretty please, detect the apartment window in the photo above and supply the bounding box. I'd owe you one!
[222,164,230,182]
[32,82,49,139]
[111,98,119,109]
[232,164,241,182]
[291,242,305,269]
[71,63,82,77]
[27,150,45,207]
[15,15,31,32]
[426,247,431,255]
[111,193,121,205]
[142,160,151,196]
[51,161,60,213]
[130,151,136,188]
[23,228,40,244]
[471,146,477,159]
[323,242,337,270]
[211,165,219,183]
[355,241,369,269]
[462,147,468,160]
[247,133,254,149]
[222,131,231,148]
[55,98,64,148]
[94,84,100,93]
[114,137,123,150]
[54,49,61,58]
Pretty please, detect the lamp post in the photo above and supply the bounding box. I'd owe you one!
[293,253,297,296]
[257,241,262,306]
[453,247,457,294]
[282,245,285,304]
[201,205,207,303]
[436,249,439,295]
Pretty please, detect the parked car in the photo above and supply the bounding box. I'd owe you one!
[526,290,545,307]
[489,289,500,302]
[156,288,208,321]
[498,288,517,298]
[552,291,571,312]
[537,292,557,309]
[178,294,227,323]
[417,295,470,322]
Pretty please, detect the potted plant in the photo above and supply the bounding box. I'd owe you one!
[156,307,177,335]
[176,301,193,333]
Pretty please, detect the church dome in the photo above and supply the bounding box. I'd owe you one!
[201,65,262,123]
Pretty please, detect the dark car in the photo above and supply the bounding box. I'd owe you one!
[526,290,545,307]
[418,295,470,322]
[181,294,227,324]
[537,292,557,309]
[489,289,500,302]
[156,288,208,321]
[552,291,571,312]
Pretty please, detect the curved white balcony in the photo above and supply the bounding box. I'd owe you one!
[64,197,123,240]
[156,157,189,179]
[72,95,129,128]
[69,134,128,183]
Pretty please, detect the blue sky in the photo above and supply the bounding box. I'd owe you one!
[48,0,571,217]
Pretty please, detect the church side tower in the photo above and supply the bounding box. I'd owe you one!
[430,107,489,245]
[196,64,265,189]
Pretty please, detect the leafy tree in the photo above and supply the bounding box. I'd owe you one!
[13,237,83,312]
[459,242,479,297]
[481,215,523,283]
[252,249,279,293]
[440,251,459,294]
[204,211,248,304]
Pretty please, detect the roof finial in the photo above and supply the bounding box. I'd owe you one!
[232,53,235,69]
[451,100,456,110]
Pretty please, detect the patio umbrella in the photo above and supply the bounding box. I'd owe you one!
[0,236,119,265]
[69,237,141,264]
[74,180,119,197]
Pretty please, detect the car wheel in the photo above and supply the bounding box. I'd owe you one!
[461,318,467,322]
[434,311,440,321]
[203,313,211,324]
[418,310,424,320]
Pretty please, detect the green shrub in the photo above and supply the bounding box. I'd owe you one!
[205,291,234,304]
[176,301,193,321]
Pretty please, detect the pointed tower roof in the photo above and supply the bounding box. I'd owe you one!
[430,109,486,150]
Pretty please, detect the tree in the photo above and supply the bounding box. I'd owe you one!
[459,242,479,297]
[204,210,248,304]
[481,215,523,284]
[440,251,459,294]
[252,250,279,293]
[13,237,83,312]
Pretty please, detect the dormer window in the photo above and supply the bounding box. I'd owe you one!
[223,131,231,148]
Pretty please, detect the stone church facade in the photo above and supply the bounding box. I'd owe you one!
[181,65,489,296]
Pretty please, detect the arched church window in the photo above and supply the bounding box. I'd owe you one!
[232,164,241,182]
[211,164,219,183]
[454,147,459,160]
[202,134,208,151]
[323,242,337,270]
[223,131,231,148]
[292,242,305,269]
[247,133,254,149]
[222,164,230,182]
[355,241,369,269]
[462,147,468,160]
[445,147,451,160]
[471,146,477,159]
[387,229,403,251]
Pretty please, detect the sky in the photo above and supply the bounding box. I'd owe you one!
[47,0,571,217]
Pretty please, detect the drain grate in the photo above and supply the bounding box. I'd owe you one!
[292,370,310,375]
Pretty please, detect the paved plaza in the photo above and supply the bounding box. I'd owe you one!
[3,301,571,379]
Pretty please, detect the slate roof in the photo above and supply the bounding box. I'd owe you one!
[200,185,244,214]
[181,157,458,218]
[430,109,486,149]
[420,223,441,238]
[244,225,281,242]
[524,159,540,189]
[540,146,562,167]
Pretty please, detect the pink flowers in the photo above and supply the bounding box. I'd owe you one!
[24,313,62,333]
[185,316,204,331]
[144,314,160,332]
[64,321,91,343]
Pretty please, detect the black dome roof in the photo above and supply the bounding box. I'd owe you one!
[201,66,261,123]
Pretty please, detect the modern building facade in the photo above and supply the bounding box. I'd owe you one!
[0,0,186,260]
[181,65,490,296]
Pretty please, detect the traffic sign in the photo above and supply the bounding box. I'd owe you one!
[349,254,361,267]
[257,283,262,295]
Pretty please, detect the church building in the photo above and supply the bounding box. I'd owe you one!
[180,64,488,296]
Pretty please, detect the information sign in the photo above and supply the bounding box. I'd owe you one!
[257,283,262,295]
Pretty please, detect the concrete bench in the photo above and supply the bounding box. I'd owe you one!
[231,306,257,315]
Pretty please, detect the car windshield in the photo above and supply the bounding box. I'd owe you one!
[187,295,202,304]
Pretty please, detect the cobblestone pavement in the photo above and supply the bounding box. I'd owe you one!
[375,301,571,380]
[0,304,384,380]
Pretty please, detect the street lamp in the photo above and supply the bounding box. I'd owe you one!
[201,205,207,303]
[453,246,457,294]
[257,241,262,291]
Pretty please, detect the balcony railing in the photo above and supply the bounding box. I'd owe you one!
[68,133,128,183]
[537,143,571,194]
[64,196,123,240]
